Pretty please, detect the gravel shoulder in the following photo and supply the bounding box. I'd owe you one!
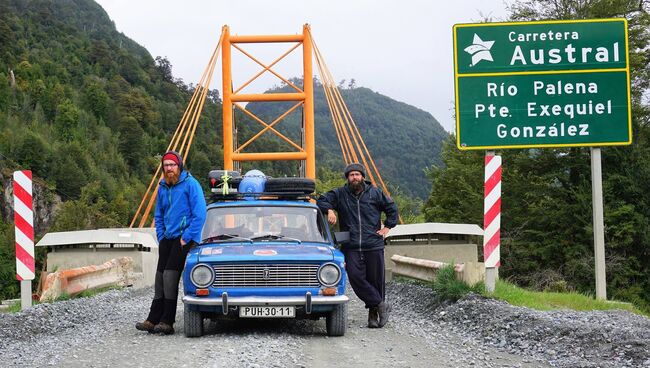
[1,282,648,367]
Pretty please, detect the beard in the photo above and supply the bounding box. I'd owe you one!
[165,170,180,185]
[349,178,363,192]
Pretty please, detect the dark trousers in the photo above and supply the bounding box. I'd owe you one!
[343,249,385,308]
[146,237,190,325]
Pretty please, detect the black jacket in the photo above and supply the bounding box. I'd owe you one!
[317,181,398,251]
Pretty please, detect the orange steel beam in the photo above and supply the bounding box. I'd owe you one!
[233,103,303,152]
[222,25,234,171]
[230,34,304,43]
[139,35,223,228]
[233,152,308,161]
[313,48,351,164]
[232,43,302,94]
[231,92,305,102]
[311,40,358,163]
[222,25,316,177]
[302,24,315,179]
[136,52,214,228]
[235,101,304,152]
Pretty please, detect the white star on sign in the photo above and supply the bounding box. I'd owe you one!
[464,34,495,67]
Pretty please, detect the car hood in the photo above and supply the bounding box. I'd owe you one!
[197,242,336,263]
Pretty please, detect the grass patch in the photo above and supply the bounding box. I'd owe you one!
[395,267,648,317]
[7,301,22,313]
[489,280,648,316]
[430,264,483,303]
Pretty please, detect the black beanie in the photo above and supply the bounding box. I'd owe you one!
[344,163,365,178]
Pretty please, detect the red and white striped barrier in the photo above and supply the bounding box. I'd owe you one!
[483,155,501,268]
[14,170,35,281]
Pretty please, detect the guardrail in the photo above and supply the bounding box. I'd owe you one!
[390,254,484,285]
[40,257,136,302]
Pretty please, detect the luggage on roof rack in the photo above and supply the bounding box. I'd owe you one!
[208,170,241,193]
[266,177,315,194]
[207,170,316,202]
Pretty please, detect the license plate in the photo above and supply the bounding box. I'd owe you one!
[239,306,295,318]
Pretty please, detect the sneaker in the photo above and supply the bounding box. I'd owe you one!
[367,307,379,328]
[377,301,391,328]
[135,320,156,333]
[153,322,175,335]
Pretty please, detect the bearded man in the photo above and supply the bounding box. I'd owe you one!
[317,163,398,328]
[136,151,206,335]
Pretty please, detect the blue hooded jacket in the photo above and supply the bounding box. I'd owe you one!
[154,170,207,244]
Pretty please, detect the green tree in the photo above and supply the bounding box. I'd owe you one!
[118,116,146,174]
[52,155,87,199]
[81,80,109,120]
[423,0,650,309]
[54,99,80,141]
[0,73,11,111]
[423,136,483,225]
[0,222,19,300]
[15,130,52,176]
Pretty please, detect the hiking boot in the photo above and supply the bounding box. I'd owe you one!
[153,322,175,335]
[135,320,156,333]
[377,301,392,328]
[367,307,379,328]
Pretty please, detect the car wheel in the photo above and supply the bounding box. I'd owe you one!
[184,306,204,337]
[265,177,315,194]
[325,303,347,336]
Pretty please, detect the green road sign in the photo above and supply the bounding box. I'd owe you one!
[453,19,631,150]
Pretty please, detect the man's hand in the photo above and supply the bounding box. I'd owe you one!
[377,227,390,237]
[180,238,187,246]
[327,209,337,225]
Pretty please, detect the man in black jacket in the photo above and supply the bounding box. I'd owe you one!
[317,163,399,328]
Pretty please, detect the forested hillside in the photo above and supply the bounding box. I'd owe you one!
[0,0,439,299]
[246,81,448,199]
[424,1,650,311]
[0,0,226,298]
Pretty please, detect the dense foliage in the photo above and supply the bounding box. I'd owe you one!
[0,0,430,299]
[0,0,223,299]
[424,0,650,309]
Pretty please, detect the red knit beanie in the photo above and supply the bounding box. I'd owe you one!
[162,152,180,165]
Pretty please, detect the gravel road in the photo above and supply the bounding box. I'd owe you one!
[1,282,648,367]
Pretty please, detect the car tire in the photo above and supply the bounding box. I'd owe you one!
[184,306,204,337]
[326,303,347,336]
[265,177,315,194]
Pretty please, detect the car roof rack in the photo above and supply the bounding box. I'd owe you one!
[209,191,315,203]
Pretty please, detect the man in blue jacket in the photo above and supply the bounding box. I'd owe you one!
[136,151,206,335]
[317,163,398,328]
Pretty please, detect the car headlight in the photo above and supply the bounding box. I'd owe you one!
[190,264,214,288]
[318,263,341,287]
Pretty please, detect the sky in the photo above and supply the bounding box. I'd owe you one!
[94,0,510,132]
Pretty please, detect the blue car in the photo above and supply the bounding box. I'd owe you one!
[182,172,349,337]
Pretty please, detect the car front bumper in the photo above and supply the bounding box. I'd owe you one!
[183,292,348,314]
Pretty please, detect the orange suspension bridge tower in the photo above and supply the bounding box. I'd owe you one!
[130,25,398,227]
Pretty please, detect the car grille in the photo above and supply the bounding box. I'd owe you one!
[212,264,320,287]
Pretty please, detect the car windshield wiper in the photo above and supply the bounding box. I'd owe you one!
[202,234,253,244]
[250,234,302,244]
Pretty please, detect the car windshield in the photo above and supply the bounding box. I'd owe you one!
[201,205,328,244]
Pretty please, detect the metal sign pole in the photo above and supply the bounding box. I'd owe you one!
[590,147,607,300]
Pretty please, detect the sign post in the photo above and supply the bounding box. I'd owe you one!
[590,148,607,299]
[453,19,631,298]
[483,152,501,292]
[13,170,35,310]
